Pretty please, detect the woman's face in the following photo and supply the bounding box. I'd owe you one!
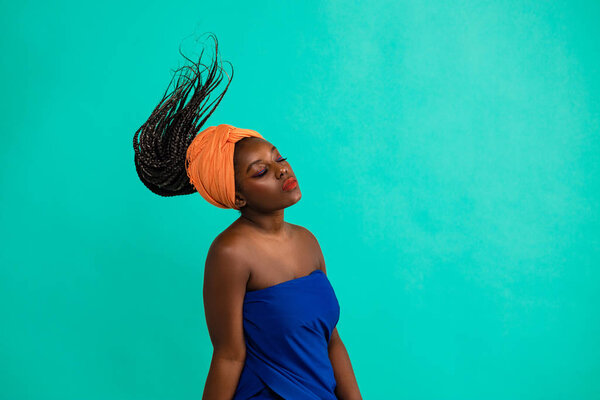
[233,137,301,212]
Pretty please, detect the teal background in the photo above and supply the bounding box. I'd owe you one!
[1,0,599,399]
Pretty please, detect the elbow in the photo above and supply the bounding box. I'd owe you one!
[212,346,246,365]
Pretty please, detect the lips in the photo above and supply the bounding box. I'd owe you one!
[282,177,297,191]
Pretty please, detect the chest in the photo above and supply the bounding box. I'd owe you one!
[244,234,320,292]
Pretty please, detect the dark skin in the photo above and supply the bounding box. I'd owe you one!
[201,137,362,400]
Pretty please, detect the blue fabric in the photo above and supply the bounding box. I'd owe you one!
[232,269,340,399]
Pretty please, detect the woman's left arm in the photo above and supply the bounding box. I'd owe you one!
[328,327,362,400]
[302,226,362,399]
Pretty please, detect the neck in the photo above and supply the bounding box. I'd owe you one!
[237,209,287,236]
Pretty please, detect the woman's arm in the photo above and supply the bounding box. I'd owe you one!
[203,355,245,400]
[300,226,362,399]
[201,236,249,399]
[329,328,362,400]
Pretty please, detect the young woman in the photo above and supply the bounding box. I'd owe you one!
[133,33,361,400]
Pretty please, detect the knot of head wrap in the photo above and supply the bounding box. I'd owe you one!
[185,124,264,209]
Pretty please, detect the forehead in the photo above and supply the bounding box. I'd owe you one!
[236,138,276,162]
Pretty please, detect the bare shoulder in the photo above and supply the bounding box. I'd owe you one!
[205,229,251,284]
[288,223,327,272]
[288,222,318,243]
[207,225,249,259]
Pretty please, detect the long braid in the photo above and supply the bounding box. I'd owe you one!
[133,33,233,197]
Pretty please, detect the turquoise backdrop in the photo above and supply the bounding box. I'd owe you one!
[2,1,599,399]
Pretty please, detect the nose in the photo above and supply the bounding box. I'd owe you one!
[277,164,287,177]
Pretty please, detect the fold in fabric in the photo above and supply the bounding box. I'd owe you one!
[232,269,340,400]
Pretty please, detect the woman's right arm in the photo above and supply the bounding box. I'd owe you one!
[201,237,249,400]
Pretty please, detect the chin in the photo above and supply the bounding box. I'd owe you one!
[285,190,302,207]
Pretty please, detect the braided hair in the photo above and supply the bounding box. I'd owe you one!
[133,33,234,197]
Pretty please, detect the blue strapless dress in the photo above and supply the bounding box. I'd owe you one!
[232,269,340,399]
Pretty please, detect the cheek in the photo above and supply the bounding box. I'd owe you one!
[246,178,282,195]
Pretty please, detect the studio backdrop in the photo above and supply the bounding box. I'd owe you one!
[1,1,599,399]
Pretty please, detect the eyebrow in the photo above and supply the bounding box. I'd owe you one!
[246,146,276,173]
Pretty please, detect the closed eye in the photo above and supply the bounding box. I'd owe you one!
[254,156,288,177]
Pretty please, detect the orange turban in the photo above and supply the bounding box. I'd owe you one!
[185,124,264,209]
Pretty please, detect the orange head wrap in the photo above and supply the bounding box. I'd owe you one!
[185,124,264,209]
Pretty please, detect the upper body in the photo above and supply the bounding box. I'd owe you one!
[204,217,326,356]
[201,137,361,399]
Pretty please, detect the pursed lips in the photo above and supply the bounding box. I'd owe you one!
[282,177,297,190]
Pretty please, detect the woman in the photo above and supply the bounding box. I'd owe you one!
[133,33,362,400]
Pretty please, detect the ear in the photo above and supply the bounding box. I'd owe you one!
[234,192,246,209]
